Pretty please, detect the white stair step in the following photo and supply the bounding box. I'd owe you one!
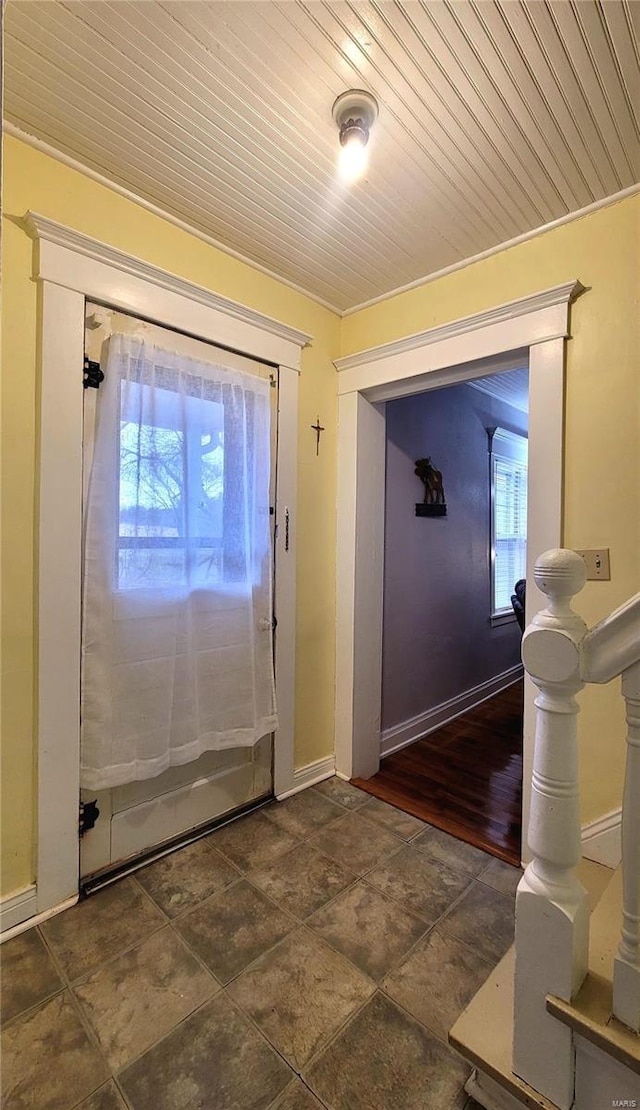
[448,858,615,1110]
[547,866,640,1078]
[449,946,559,1110]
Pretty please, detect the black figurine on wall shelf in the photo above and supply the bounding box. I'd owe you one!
[414,457,447,516]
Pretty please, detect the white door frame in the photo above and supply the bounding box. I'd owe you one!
[25,211,309,918]
[334,281,584,859]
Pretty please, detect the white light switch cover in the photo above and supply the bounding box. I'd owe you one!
[575,548,611,580]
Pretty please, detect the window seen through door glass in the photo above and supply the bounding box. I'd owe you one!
[118,380,225,589]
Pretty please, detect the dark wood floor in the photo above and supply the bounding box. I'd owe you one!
[353,681,523,865]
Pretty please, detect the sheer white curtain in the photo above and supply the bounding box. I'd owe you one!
[81,334,277,790]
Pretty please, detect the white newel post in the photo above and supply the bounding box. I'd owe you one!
[513,549,590,1110]
[613,659,640,1032]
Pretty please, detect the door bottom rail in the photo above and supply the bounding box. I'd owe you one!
[80,791,273,897]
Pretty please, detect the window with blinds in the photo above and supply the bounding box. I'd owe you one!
[489,427,528,618]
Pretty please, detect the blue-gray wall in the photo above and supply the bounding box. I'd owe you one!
[382,382,527,733]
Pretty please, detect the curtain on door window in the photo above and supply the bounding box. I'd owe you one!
[81,334,277,790]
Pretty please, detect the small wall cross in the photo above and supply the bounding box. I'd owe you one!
[311,416,325,456]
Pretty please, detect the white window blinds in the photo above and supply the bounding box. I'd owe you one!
[489,428,528,617]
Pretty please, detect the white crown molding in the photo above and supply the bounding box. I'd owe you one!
[6,124,341,316]
[334,281,585,373]
[23,210,313,351]
[342,182,640,317]
[9,126,639,322]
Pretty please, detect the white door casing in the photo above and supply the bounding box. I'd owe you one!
[26,211,308,918]
[334,281,583,860]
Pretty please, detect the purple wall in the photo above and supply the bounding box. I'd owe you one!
[381,382,527,733]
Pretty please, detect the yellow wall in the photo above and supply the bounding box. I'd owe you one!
[0,135,339,896]
[2,131,638,899]
[342,195,640,824]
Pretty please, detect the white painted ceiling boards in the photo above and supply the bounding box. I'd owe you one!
[4,1,640,312]
[469,367,530,414]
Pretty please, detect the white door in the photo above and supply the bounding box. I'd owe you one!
[80,305,277,879]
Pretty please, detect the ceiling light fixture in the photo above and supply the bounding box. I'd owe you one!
[332,89,378,183]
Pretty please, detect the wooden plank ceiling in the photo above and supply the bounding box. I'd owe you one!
[468,366,529,413]
[4,1,639,312]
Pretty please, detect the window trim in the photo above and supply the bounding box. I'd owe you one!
[488,426,528,621]
[490,610,518,628]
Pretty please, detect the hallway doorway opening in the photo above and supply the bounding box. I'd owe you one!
[334,281,581,865]
[353,365,528,864]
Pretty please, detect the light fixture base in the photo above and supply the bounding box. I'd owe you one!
[331,89,379,132]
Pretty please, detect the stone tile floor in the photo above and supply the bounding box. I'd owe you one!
[1,778,521,1110]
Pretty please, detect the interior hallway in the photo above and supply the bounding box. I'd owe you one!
[354,681,523,866]
[0,778,520,1110]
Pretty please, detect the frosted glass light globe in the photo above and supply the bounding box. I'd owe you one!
[338,135,368,182]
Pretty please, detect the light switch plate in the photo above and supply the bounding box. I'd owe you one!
[575,548,611,580]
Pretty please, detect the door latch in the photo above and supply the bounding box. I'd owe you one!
[79,798,100,837]
[83,357,104,389]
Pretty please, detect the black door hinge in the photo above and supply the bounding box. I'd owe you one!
[83,357,104,389]
[79,798,100,837]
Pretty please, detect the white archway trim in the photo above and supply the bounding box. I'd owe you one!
[27,214,304,920]
[334,281,583,861]
[335,280,582,395]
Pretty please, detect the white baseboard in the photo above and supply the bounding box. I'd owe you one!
[381,665,523,758]
[581,808,622,868]
[275,755,335,800]
[0,885,38,935]
[1,892,79,945]
[1,890,78,943]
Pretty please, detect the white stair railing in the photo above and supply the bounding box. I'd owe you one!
[582,597,640,1034]
[513,549,590,1110]
[514,549,640,1109]
[616,661,640,1031]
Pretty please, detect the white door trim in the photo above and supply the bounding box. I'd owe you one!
[26,212,304,918]
[25,212,311,360]
[334,280,583,861]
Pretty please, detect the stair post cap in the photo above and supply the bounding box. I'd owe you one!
[534,548,587,599]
